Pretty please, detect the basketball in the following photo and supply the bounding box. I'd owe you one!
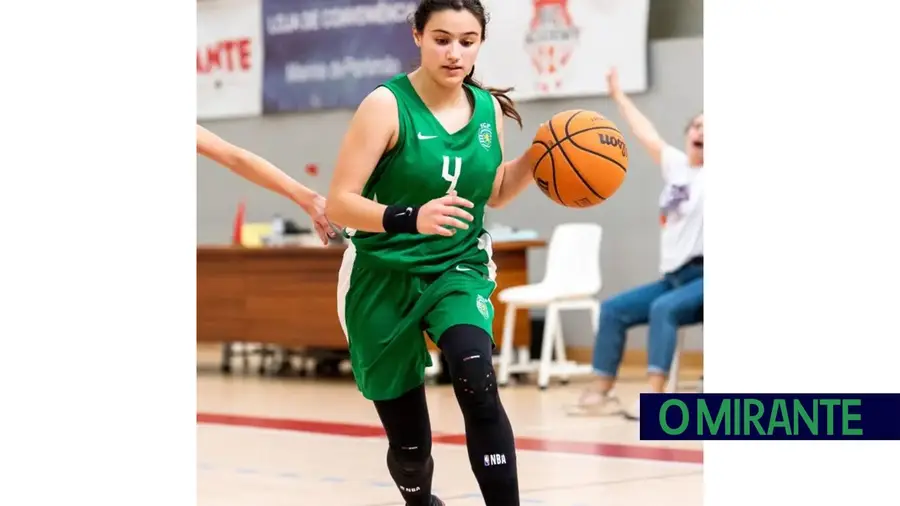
[526,110,629,208]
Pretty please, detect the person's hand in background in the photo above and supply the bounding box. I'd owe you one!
[303,193,341,245]
[606,67,623,99]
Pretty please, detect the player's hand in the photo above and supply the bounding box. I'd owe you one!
[304,194,342,245]
[417,190,475,237]
[606,67,622,98]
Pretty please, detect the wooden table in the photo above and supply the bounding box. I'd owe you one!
[197,240,545,351]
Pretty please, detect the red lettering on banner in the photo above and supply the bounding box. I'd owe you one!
[197,38,252,74]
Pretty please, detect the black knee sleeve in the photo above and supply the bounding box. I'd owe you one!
[440,324,501,422]
[386,439,431,469]
[452,350,500,421]
[440,325,520,505]
[374,385,435,505]
[387,447,434,492]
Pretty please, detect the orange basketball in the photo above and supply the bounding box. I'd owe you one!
[526,109,628,208]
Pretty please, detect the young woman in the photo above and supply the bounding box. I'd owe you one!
[569,67,704,421]
[196,124,337,244]
[325,1,536,504]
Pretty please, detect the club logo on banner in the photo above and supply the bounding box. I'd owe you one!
[476,0,650,101]
[262,0,420,113]
[197,0,264,120]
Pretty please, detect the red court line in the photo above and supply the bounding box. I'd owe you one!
[197,412,703,465]
[434,434,702,464]
[197,413,387,437]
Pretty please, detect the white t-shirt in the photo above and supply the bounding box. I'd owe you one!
[658,145,704,274]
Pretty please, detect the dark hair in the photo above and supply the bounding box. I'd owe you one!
[410,0,523,128]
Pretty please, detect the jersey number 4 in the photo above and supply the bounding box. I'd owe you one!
[441,155,462,194]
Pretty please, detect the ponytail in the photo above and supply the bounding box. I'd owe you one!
[464,66,523,129]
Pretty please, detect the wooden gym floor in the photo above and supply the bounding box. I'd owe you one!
[197,346,703,506]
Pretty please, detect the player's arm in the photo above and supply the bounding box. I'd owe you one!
[487,96,532,209]
[327,88,474,236]
[606,67,666,166]
[325,88,400,233]
[196,124,317,208]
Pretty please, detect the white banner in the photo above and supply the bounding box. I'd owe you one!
[477,0,650,101]
[197,0,263,120]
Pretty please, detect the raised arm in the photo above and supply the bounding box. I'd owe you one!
[326,88,474,237]
[606,67,667,166]
[196,124,336,244]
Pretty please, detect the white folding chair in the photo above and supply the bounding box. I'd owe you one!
[496,223,603,390]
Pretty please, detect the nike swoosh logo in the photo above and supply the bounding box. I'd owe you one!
[394,206,413,217]
[456,265,472,272]
[417,133,437,140]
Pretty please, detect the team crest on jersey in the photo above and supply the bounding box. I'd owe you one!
[478,122,493,150]
[476,294,491,319]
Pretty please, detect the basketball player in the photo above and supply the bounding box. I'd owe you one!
[568,67,704,420]
[325,1,538,504]
[196,124,337,244]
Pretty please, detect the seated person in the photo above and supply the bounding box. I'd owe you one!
[570,68,704,420]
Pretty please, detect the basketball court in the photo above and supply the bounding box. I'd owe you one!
[197,349,703,506]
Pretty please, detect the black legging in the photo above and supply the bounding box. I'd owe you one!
[374,324,520,506]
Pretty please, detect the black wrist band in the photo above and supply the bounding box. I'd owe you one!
[383,204,420,234]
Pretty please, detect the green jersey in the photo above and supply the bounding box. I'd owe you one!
[350,74,502,274]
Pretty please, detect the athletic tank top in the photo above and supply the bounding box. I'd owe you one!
[350,74,502,274]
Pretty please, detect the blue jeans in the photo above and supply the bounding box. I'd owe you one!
[592,262,703,377]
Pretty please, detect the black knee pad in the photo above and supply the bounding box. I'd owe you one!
[387,445,433,480]
[449,351,500,420]
[440,324,501,421]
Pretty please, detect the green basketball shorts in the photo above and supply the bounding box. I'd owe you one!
[337,247,496,401]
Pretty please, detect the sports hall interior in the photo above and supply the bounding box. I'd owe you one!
[197,0,704,504]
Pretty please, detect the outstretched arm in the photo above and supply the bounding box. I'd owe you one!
[606,67,667,166]
[196,124,336,244]
[197,125,316,207]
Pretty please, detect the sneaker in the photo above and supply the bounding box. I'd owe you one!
[623,396,641,421]
[565,388,623,416]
